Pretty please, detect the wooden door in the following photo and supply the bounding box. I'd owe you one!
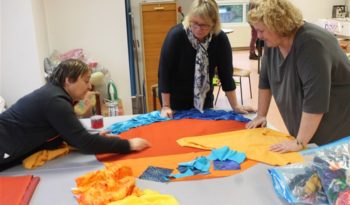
[141,2,177,112]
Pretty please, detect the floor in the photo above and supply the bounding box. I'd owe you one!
[214,50,289,133]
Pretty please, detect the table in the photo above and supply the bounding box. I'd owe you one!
[0,115,288,205]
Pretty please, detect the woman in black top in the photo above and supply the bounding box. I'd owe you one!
[158,0,254,118]
[0,59,149,171]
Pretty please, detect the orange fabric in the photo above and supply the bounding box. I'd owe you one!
[0,175,39,205]
[113,151,258,182]
[22,143,70,169]
[72,163,142,205]
[177,128,304,166]
[97,119,246,162]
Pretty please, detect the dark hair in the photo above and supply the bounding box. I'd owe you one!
[49,59,90,87]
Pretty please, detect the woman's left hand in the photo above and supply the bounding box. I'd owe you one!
[233,105,256,114]
[269,140,303,153]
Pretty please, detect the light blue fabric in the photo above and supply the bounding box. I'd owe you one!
[169,156,210,179]
[107,109,250,134]
[107,111,168,134]
[207,146,246,164]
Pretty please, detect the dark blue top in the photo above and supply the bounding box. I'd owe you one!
[0,83,130,164]
[158,24,236,110]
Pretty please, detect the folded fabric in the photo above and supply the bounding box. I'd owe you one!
[177,128,304,166]
[22,143,70,169]
[139,166,173,183]
[207,146,246,163]
[170,156,210,179]
[0,175,40,205]
[107,189,180,205]
[107,111,168,134]
[173,109,250,122]
[107,109,249,134]
[213,160,241,170]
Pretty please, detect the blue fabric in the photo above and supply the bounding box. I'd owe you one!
[139,166,173,182]
[213,160,241,170]
[107,109,250,134]
[173,109,250,122]
[169,156,210,179]
[207,146,246,163]
[107,111,168,134]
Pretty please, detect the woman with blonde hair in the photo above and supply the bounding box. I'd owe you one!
[246,0,350,152]
[158,0,254,118]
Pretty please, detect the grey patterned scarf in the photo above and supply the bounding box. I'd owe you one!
[186,28,212,112]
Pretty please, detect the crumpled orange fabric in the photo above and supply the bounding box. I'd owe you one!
[107,189,179,205]
[22,143,70,169]
[177,128,304,166]
[72,163,142,205]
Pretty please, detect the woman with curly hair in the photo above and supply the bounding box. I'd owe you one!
[246,0,350,152]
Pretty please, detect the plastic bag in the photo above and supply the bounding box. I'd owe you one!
[311,138,350,205]
[269,162,328,204]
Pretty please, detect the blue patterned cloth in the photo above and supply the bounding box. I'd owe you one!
[139,166,173,183]
[107,109,250,134]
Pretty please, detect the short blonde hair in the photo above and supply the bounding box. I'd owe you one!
[248,0,303,37]
[183,0,221,35]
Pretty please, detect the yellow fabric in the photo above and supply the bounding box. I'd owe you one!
[22,143,70,169]
[108,189,179,205]
[177,128,304,166]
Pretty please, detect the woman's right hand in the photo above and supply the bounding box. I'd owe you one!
[129,138,150,151]
[246,115,267,129]
[160,106,173,118]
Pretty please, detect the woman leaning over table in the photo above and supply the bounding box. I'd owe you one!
[246,0,350,152]
[0,59,150,171]
[158,0,255,118]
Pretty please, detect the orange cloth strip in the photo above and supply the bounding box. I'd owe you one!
[0,175,40,205]
[97,119,246,162]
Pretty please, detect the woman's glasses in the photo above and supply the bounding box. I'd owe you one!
[190,21,212,30]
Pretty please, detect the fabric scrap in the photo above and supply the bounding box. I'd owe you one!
[22,143,70,169]
[207,146,246,163]
[139,166,173,183]
[107,109,249,134]
[72,163,142,205]
[108,111,168,134]
[213,160,241,170]
[177,128,304,166]
[110,151,257,181]
[0,175,40,205]
[173,109,250,122]
[169,156,210,179]
[107,189,179,205]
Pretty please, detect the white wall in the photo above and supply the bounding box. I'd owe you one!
[43,0,132,114]
[0,1,2,96]
[31,0,50,75]
[1,0,44,106]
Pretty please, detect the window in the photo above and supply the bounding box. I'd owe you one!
[218,1,250,26]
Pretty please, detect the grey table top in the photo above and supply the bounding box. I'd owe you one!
[0,114,289,205]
